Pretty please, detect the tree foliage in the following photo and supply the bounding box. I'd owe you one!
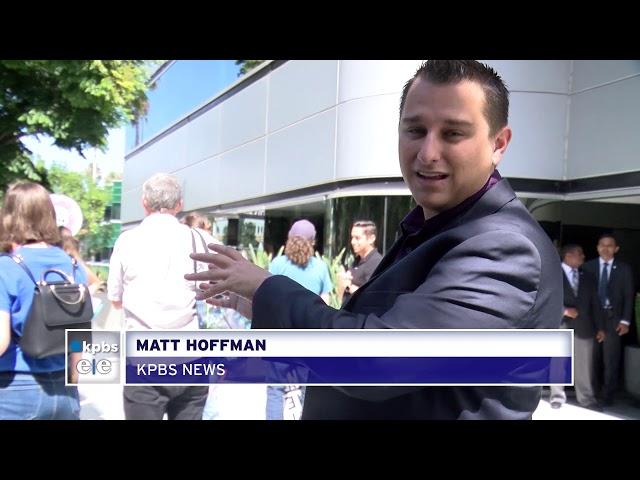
[316,248,347,309]
[235,60,266,76]
[46,162,112,258]
[0,60,155,191]
[240,221,258,249]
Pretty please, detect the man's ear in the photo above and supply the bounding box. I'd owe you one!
[491,126,512,168]
[142,197,152,215]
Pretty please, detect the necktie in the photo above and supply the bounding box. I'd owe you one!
[571,268,579,296]
[598,262,609,306]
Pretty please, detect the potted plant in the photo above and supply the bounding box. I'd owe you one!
[624,293,640,400]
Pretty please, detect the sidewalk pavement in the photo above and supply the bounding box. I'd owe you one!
[534,389,640,420]
[78,383,640,420]
[534,399,619,420]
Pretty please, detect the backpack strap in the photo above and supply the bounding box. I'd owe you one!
[191,228,209,252]
[190,228,211,271]
[189,230,234,329]
[0,253,38,343]
[189,229,205,327]
[190,230,198,275]
[69,256,78,281]
[0,253,38,285]
[189,229,202,302]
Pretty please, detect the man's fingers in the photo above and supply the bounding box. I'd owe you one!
[185,269,227,282]
[188,251,217,262]
[617,325,628,336]
[207,243,245,261]
[206,296,232,309]
[196,282,228,300]
[190,251,232,267]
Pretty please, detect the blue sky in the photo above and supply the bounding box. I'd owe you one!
[126,60,242,151]
[22,128,126,177]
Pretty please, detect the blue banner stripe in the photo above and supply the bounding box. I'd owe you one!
[125,356,572,384]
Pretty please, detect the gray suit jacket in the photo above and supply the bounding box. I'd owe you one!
[252,179,563,419]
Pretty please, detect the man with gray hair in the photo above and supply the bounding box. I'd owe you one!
[108,173,209,420]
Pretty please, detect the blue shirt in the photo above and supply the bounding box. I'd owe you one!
[0,246,88,373]
[269,255,333,295]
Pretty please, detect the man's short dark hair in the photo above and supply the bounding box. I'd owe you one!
[560,244,582,261]
[352,220,377,238]
[597,233,618,245]
[399,60,510,137]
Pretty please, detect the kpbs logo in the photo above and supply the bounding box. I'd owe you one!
[67,331,122,385]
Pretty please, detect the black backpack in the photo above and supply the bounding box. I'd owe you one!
[1,253,93,358]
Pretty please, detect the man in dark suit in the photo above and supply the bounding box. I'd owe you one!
[583,234,635,406]
[550,244,605,410]
[187,60,563,419]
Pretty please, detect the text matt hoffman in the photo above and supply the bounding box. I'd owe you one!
[136,338,267,352]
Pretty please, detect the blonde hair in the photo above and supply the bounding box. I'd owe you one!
[181,212,211,231]
[284,236,315,267]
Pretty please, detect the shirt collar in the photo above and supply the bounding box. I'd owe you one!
[561,262,575,277]
[358,248,378,263]
[141,213,180,226]
[400,169,503,237]
[599,257,614,268]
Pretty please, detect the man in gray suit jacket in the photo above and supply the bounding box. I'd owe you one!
[583,234,635,406]
[187,60,563,419]
[550,244,605,410]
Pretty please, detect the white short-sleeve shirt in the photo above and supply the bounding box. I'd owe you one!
[107,213,214,330]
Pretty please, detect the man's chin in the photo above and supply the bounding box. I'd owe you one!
[416,199,447,216]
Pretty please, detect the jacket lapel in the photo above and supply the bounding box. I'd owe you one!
[577,269,586,299]
[563,271,577,302]
[608,260,618,287]
[345,179,518,308]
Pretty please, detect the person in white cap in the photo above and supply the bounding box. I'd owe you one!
[265,219,333,420]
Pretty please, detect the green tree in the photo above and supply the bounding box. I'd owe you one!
[46,162,112,258]
[0,60,156,191]
[84,222,119,260]
[235,60,266,76]
[316,248,347,309]
[239,221,258,249]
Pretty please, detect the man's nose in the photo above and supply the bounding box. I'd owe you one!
[417,132,440,164]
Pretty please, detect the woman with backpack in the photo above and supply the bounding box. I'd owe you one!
[0,182,88,419]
